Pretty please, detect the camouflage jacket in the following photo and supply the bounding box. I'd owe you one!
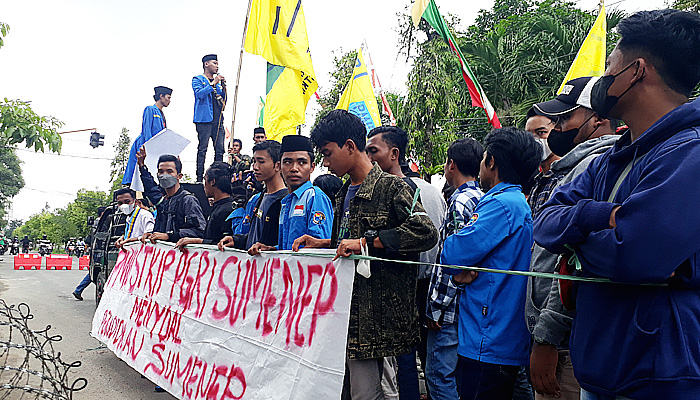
[229,153,252,174]
[332,163,438,359]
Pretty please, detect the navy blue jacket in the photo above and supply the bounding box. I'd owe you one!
[534,98,700,399]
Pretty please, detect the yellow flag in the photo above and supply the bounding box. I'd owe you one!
[336,48,381,132]
[245,0,317,140]
[558,4,607,94]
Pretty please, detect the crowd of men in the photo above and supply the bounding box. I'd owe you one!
[84,9,700,400]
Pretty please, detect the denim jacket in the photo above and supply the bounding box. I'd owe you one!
[332,164,438,359]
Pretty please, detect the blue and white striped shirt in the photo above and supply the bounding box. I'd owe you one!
[426,180,483,324]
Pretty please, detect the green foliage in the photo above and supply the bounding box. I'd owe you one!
[110,127,130,183]
[0,148,24,231]
[13,189,109,243]
[395,0,624,175]
[313,49,358,126]
[0,148,24,202]
[4,219,21,237]
[0,99,63,152]
[0,22,8,49]
[673,0,700,12]
[461,0,622,127]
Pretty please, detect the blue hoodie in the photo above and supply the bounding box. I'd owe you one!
[534,98,700,399]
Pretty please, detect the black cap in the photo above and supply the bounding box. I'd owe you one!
[253,127,266,134]
[202,54,217,63]
[533,76,599,117]
[154,86,172,97]
[281,135,313,153]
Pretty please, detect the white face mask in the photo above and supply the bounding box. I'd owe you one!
[118,203,135,215]
[536,138,552,162]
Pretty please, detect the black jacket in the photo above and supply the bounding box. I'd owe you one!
[232,190,284,250]
[140,165,206,242]
[202,196,234,245]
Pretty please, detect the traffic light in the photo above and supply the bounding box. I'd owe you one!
[89,131,105,148]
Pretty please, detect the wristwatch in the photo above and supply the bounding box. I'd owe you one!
[364,230,379,249]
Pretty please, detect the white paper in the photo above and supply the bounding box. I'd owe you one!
[130,129,190,192]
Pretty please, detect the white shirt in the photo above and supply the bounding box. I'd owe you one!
[124,207,155,239]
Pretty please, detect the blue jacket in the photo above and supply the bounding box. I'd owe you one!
[277,181,334,250]
[234,193,260,235]
[122,105,165,184]
[443,182,532,366]
[226,207,247,235]
[534,98,700,399]
[192,75,225,123]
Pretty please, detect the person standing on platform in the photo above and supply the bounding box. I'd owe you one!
[193,54,227,183]
[122,86,171,185]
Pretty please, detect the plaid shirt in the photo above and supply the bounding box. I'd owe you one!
[527,170,564,218]
[427,181,483,324]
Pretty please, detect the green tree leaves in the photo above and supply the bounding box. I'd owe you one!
[13,189,109,243]
[110,127,130,183]
[0,99,63,153]
[0,22,8,49]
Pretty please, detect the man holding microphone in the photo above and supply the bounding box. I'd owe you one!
[193,54,227,183]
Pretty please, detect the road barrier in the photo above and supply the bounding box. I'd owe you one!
[46,254,72,270]
[13,254,41,270]
[78,255,90,270]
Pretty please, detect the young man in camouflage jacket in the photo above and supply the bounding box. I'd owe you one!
[294,110,438,399]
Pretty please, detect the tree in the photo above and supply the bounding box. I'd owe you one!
[673,0,700,12]
[0,147,24,231]
[395,0,626,175]
[110,127,130,183]
[0,99,63,153]
[313,49,358,126]
[0,148,24,202]
[462,0,624,126]
[4,218,21,237]
[396,11,482,178]
[60,189,109,237]
[13,189,109,243]
[0,22,8,49]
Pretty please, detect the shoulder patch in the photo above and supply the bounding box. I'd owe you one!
[312,211,326,225]
[465,213,479,227]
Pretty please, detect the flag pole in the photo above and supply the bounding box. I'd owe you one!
[229,0,253,155]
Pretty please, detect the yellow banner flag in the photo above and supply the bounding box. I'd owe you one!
[558,4,607,94]
[336,48,381,132]
[245,0,318,141]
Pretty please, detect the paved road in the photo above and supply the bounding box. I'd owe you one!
[0,253,176,400]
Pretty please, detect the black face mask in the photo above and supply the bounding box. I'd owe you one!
[547,112,598,157]
[591,60,643,119]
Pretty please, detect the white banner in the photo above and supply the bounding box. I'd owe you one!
[92,243,354,399]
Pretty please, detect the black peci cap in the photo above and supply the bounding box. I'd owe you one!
[202,54,217,63]
[281,135,313,153]
[154,86,172,96]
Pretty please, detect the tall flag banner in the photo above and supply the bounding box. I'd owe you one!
[557,4,607,94]
[364,45,397,126]
[336,48,382,133]
[411,0,501,128]
[256,96,265,126]
[245,0,318,141]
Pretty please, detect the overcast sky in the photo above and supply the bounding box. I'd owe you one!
[2,0,665,222]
